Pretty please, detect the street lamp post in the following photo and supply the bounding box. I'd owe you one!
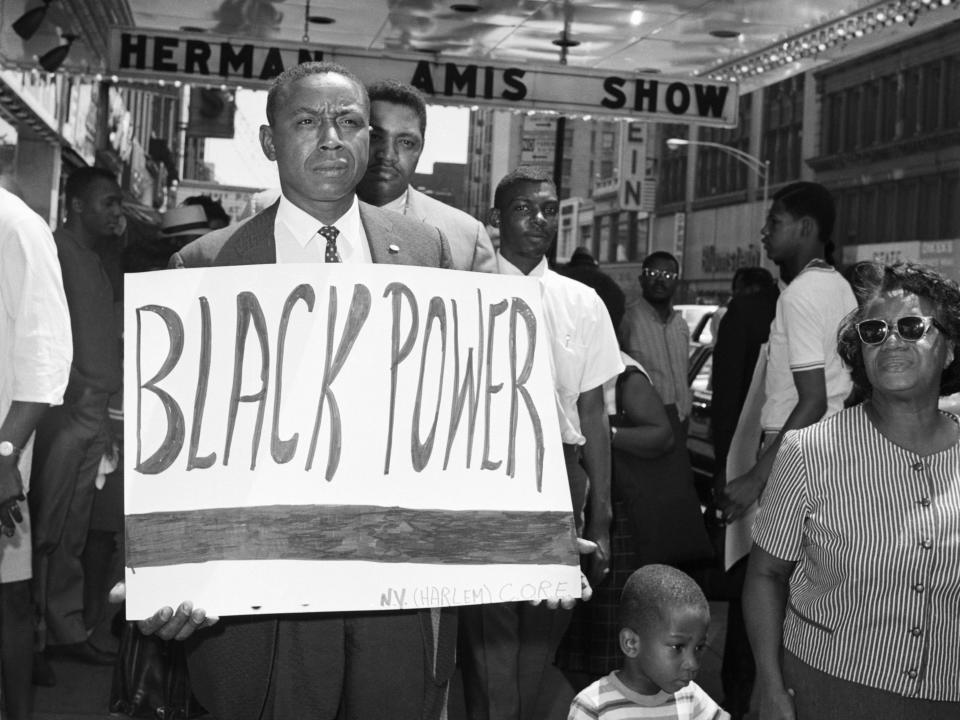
[666,137,770,229]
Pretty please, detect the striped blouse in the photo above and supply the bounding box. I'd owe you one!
[753,404,960,700]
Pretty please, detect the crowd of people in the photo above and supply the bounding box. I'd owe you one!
[0,59,958,720]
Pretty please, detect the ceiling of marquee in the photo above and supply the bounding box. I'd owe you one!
[3,0,959,92]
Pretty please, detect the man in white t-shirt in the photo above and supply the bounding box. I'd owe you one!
[722,181,856,521]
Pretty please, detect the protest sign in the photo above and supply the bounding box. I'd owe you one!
[124,263,580,618]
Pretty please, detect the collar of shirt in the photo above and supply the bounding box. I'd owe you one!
[633,295,679,325]
[496,251,547,278]
[381,188,409,216]
[801,257,832,273]
[274,193,371,264]
[780,258,833,290]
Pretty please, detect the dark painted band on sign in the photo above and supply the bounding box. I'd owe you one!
[126,506,577,568]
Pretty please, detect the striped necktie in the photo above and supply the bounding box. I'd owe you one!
[319,225,340,263]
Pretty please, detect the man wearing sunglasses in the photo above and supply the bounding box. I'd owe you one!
[721,182,856,526]
[618,252,709,574]
[619,251,691,428]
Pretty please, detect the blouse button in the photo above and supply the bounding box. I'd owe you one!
[914,583,925,593]
[917,497,931,507]
[912,461,923,471]
[911,626,923,637]
[906,669,918,679]
[920,539,933,549]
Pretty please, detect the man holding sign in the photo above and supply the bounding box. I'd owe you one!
[459,167,623,719]
[141,61,456,720]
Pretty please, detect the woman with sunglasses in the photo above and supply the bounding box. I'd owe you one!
[742,262,960,720]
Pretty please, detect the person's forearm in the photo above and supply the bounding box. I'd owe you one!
[743,561,790,689]
[0,401,50,509]
[581,415,611,533]
[780,392,828,435]
[754,392,827,488]
[0,401,50,449]
[577,386,612,536]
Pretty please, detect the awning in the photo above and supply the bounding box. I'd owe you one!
[0,75,60,145]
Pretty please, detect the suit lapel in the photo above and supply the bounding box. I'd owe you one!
[406,188,428,224]
[359,201,401,264]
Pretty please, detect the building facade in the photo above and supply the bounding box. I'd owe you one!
[464,20,960,302]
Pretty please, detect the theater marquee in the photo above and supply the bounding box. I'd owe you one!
[107,28,739,127]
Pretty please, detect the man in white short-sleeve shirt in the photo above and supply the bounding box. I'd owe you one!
[0,184,72,718]
[722,181,856,521]
[762,266,855,432]
[459,167,623,720]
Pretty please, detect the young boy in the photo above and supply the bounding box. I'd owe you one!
[568,564,730,719]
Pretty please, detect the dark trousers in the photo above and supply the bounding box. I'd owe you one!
[458,603,571,720]
[458,444,584,720]
[0,580,33,720]
[30,388,110,646]
[720,558,755,716]
[187,609,454,720]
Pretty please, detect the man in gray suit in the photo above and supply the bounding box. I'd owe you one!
[144,61,456,720]
[357,79,497,273]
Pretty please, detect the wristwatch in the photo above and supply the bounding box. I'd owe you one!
[0,441,19,458]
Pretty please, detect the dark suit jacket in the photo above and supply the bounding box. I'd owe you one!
[171,198,456,720]
[170,199,453,269]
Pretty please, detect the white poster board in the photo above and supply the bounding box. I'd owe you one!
[124,263,579,618]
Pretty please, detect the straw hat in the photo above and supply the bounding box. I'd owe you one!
[159,205,210,238]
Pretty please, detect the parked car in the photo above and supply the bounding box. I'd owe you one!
[675,304,718,346]
[686,344,714,500]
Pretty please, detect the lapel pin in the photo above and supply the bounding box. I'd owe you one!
[388,244,400,254]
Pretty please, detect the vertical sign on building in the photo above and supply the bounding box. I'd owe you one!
[674,212,686,263]
[619,122,652,213]
[520,117,557,170]
[557,198,580,263]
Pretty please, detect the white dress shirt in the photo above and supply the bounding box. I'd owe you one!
[274,194,371,264]
[381,189,409,216]
[496,253,623,445]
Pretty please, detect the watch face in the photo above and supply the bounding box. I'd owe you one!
[0,441,15,457]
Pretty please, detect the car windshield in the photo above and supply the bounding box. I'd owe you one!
[676,304,718,345]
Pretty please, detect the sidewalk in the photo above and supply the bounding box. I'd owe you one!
[33,603,728,719]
